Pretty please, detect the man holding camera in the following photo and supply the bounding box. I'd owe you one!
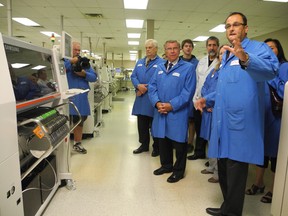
[64,41,97,154]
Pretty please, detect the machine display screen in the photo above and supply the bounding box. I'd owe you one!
[4,39,58,103]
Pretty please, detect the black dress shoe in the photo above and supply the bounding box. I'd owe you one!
[187,154,205,160]
[187,144,194,153]
[167,173,183,183]
[133,146,149,154]
[153,167,173,175]
[206,207,222,216]
[151,149,159,157]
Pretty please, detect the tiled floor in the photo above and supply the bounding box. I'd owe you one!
[43,90,273,216]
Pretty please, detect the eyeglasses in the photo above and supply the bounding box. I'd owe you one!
[165,47,179,51]
[225,22,245,30]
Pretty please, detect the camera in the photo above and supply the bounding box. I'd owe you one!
[73,56,90,72]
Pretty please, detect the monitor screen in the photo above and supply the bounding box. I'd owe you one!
[115,68,121,73]
[61,31,73,59]
[3,36,58,103]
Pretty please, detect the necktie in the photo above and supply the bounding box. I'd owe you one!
[146,59,151,67]
[167,62,173,71]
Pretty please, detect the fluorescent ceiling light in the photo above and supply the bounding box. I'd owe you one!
[127,33,141,38]
[12,17,40,26]
[0,3,4,6]
[193,36,209,42]
[129,50,138,54]
[124,0,148,9]
[40,31,61,37]
[32,65,46,70]
[11,63,30,69]
[126,19,144,28]
[209,24,226,32]
[82,50,90,54]
[263,0,288,2]
[128,41,139,45]
[130,55,137,61]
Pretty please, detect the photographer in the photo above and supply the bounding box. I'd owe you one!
[64,41,97,154]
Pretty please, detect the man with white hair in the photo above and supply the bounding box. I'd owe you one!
[131,39,164,157]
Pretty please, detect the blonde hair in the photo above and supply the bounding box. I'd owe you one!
[214,44,228,70]
[164,40,180,49]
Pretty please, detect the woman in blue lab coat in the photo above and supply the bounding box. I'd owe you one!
[246,38,288,204]
[198,45,226,183]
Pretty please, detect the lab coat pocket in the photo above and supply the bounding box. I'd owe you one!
[226,108,245,130]
[227,66,240,83]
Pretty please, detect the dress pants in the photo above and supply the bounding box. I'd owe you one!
[194,109,207,157]
[159,137,187,176]
[137,115,158,150]
[218,158,249,216]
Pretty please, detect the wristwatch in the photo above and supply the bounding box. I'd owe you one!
[239,53,250,70]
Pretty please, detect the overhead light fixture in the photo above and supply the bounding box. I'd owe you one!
[263,0,288,2]
[129,50,138,54]
[126,19,144,28]
[127,33,141,38]
[32,65,46,70]
[130,54,137,61]
[193,36,209,42]
[11,63,30,69]
[40,31,61,37]
[209,24,226,32]
[82,49,90,54]
[12,18,40,26]
[124,0,149,9]
[128,41,139,45]
[0,3,4,6]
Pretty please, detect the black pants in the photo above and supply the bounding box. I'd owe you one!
[194,109,207,156]
[159,137,187,176]
[137,115,158,150]
[218,158,249,216]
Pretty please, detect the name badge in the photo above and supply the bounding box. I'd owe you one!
[172,72,180,77]
[137,64,143,67]
[158,71,163,74]
[230,60,239,66]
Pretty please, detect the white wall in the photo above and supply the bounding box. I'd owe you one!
[252,27,288,57]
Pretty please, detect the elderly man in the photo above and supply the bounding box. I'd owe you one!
[131,39,164,157]
[148,40,196,183]
[64,41,97,154]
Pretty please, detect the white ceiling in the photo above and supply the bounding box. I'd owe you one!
[0,0,288,61]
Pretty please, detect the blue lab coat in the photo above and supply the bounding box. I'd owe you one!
[64,59,97,116]
[206,37,279,165]
[264,62,288,157]
[148,59,196,143]
[13,76,41,101]
[180,55,198,118]
[200,68,219,141]
[131,56,165,117]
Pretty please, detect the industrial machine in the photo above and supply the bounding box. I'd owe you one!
[0,33,80,216]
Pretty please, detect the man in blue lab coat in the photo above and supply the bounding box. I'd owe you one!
[65,41,97,154]
[195,12,279,216]
[148,40,196,183]
[131,39,164,157]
